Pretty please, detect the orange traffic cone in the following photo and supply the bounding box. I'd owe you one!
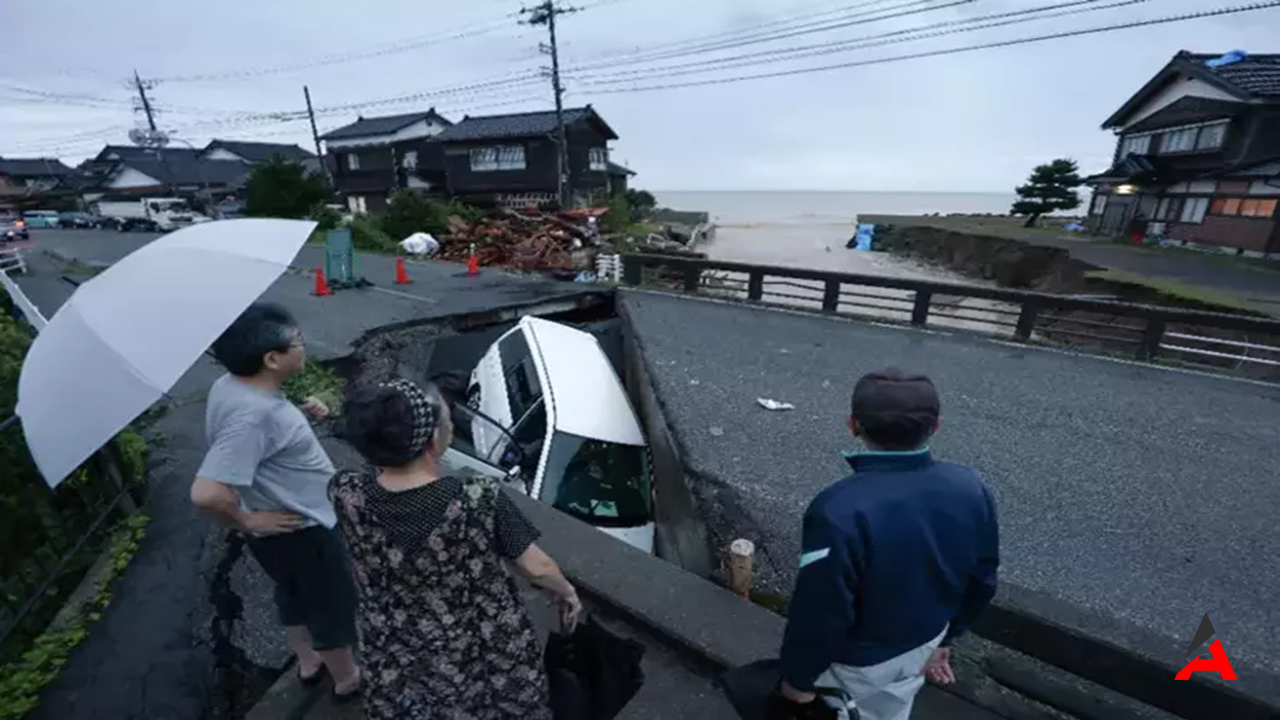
[466,243,480,276]
[313,266,331,296]
[394,256,411,285]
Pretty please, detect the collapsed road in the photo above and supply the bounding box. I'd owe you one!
[15,229,1280,719]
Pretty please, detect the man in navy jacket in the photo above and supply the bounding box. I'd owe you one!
[776,369,1000,720]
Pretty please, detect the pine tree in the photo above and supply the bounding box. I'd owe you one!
[1011,159,1083,228]
[244,156,328,219]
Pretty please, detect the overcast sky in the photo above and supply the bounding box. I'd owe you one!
[3,0,1277,192]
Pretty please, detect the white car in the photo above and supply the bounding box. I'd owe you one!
[450,316,655,554]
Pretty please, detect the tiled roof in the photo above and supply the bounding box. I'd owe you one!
[0,158,74,177]
[1125,96,1249,133]
[1182,52,1280,97]
[606,161,635,176]
[114,157,254,188]
[205,140,313,163]
[95,145,200,163]
[434,106,617,142]
[319,110,452,141]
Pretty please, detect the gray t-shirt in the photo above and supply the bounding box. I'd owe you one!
[197,374,337,532]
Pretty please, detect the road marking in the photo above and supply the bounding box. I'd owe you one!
[986,339,1280,389]
[370,286,438,304]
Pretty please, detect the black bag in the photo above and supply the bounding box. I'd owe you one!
[720,659,847,720]
[544,615,646,720]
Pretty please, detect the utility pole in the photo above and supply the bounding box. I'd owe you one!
[523,1,576,208]
[303,85,331,189]
[133,70,158,132]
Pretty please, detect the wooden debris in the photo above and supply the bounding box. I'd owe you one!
[439,208,601,272]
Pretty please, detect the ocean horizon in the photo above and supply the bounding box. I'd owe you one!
[653,190,1016,226]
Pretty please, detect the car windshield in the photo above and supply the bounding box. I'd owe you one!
[539,431,650,527]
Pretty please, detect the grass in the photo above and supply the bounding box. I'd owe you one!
[1085,268,1263,314]
[283,361,346,415]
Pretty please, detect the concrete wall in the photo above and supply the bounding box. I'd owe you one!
[619,301,715,578]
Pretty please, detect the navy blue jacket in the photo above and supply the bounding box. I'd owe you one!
[779,449,999,692]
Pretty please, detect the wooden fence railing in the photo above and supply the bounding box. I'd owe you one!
[619,253,1280,371]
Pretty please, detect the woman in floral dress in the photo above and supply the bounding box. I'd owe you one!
[331,378,582,719]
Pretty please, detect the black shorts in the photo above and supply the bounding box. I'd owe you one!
[245,526,358,650]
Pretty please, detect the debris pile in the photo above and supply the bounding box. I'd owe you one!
[439,208,598,271]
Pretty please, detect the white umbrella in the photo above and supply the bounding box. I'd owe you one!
[17,218,317,488]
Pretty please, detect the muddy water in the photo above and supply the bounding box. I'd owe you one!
[698,219,1020,335]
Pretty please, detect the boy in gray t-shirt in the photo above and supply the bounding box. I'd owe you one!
[191,303,361,700]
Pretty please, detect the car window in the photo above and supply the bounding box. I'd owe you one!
[539,431,650,526]
[498,331,542,422]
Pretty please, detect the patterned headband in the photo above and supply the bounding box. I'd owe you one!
[377,378,440,460]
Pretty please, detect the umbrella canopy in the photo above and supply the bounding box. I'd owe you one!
[17,218,316,488]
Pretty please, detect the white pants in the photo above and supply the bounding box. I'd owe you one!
[815,626,948,720]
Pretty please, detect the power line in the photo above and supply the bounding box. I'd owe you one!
[150,15,526,84]
[563,0,965,73]
[572,0,1151,83]
[577,1,1280,94]
[560,0,907,71]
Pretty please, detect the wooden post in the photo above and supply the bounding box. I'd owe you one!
[1138,317,1167,361]
[911,290,932,326]
[822,279,840,313]
[621,254,642,286]
[747,272,764,302]
[727,538,755,598]
[1014,301,1040,341]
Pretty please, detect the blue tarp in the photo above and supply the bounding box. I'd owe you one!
[849,222,876,251]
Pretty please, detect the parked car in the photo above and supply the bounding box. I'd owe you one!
[23,210,61,229]
[0,214,30,241]
[58,211,100,229]
[463,316,655,553]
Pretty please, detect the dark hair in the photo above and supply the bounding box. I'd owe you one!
[341,382,444,468]
[850,368,940,451]
[211,303,298,377]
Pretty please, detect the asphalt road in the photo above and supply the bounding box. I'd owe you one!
[620,288,1280,706]
[9,236,592,720]
[25,227,582,360]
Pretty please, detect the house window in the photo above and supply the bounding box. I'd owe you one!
[470,146,526,172]
[1241,198,1278,218]
[402,150,418,169]
[1119,135,1150,156]
[1180,197,1209,224]
[589,147,608,171]
[1090,193,1109,215]
[1196,122,1227,150]
[346,153,360,171]
[1154,197,1183,221]
[1210,197,1242,216]
[1160,128,1198,153]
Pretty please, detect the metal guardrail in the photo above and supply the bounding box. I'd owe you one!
[619,253,1280,372]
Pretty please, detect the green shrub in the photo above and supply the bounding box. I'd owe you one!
[0,514,149,720]
[283,361,345,416]
[348,215,398,254]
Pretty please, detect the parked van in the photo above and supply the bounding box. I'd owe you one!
[462,316,654,553]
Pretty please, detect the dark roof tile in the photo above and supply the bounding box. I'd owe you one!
[205,140,314,163]
[1182,52,1280,97]
[0,158,74,177]
[434,106,617,142]
[319,110,452,141]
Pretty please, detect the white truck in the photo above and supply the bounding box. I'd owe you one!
[95,197,211,233]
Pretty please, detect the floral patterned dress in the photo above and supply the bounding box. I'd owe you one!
[330,471,552,720]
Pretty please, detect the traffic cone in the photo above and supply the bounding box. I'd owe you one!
[313,266,331,296]
[466,243,480,276]
[394,256,411,285]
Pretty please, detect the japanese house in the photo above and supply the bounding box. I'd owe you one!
[0,158,76,211]
[433,106,619,206]
[1084,51,1280,255]
[200,140,314,165]
[318,109,454,214]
